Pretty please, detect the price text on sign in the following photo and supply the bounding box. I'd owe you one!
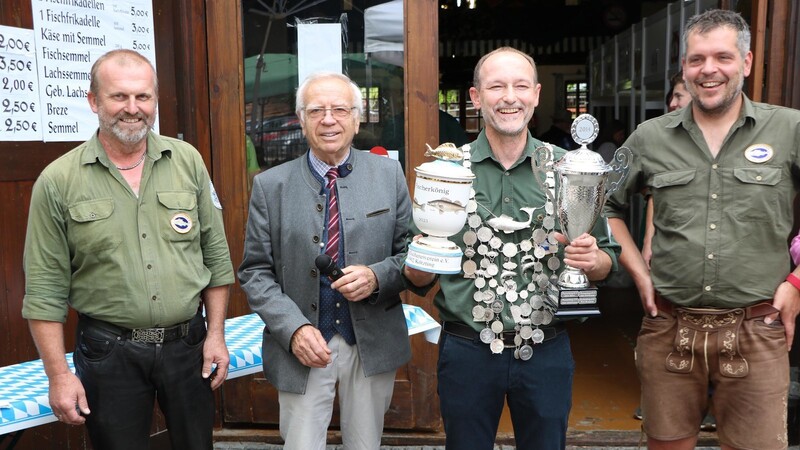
[0,25,42,141]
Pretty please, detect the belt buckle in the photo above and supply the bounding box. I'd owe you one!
[132,327,165,343]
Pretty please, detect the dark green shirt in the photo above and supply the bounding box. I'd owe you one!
[423,131,620,332]
[605,96,800,308]
[23,131,234,328]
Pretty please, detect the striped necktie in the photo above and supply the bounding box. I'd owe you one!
[324,168,340,261]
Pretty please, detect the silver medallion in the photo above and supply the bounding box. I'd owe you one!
[531,328,545,343]
[531,310,543,326]
[480,327,494,344]
[534,261,543,272]
[468,214,482,228]
[543,216,555,230]
[466,199,478,213]
[463,260,477,276]
[477,227,493,242]
[547,257,561,271]
[487,264,499,277]
[531,295,544,309]
[534,247,546,259]
[483,309,495,321]
[509,304,521,317]
[519,290,529,300]
[496,285,506,295]
[520,302,533,316]
[488,278,498,288]
[472,305,486,320]
[502,243,518,258]
[506,289,519,303]
[490,300,504,314]
[490,339,505,354]
[514,348,520,359]
[503,261,518,270]
[520,239,533,252]
[475,277,486,289]
[519,325,534,340]
[490,320,504,334]
[473,291,484,302]
[514,334,523,346]
[519,344,533,361]
[548,232,559,245]
[542,310,553,325]
[545,201,554,215]
[489,237,503,249]
[570,113,600,145]
[532,229,547,244]
[463,230,478,246]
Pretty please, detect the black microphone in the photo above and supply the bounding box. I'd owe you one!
[315,254,344,281]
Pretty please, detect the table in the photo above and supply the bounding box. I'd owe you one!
[0,305,439,439]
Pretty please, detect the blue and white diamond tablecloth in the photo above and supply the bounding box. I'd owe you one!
[0,304,439,436]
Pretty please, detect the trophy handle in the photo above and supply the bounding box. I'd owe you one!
[531,144,556,204]
[605,146,632,201]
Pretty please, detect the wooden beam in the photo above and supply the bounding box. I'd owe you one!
[205,0,249,317]
[765,0,788,105]
[749,0,768,101]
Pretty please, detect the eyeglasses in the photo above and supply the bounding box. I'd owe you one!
[304,106,357,120]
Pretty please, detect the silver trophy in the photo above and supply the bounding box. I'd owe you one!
[532,114,631,317]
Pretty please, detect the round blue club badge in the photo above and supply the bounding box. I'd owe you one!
[744,144,773,163]
[171,213,193,234]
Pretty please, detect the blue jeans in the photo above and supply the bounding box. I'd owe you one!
[437,329,575,450]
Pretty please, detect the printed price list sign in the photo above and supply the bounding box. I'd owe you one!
[32,0,156,142]
[0,25,42,141]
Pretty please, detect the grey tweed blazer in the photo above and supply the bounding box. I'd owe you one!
[238,148,412,394]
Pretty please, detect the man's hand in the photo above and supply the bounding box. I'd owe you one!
[403,264,437,288]
[202,330,229,390]
[49,372,90,425]
[553,232,611,281]
[770,280,800,351]
[290,325,332,368]
[332,265,378,302]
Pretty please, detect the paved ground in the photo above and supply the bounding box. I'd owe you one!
[213,445,745,450]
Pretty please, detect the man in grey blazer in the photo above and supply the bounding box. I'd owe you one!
[239,72,412,450]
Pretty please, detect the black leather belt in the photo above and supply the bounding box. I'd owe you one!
[78,314,193,344]
[443,321,564,347]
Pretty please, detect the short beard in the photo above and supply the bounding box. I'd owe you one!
[111,122,151,144]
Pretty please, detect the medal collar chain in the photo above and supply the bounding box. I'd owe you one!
[460,143,562,359]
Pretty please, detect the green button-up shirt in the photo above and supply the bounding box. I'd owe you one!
[421,131,620,332]
[23,131,235,329]
[605,96,800,308]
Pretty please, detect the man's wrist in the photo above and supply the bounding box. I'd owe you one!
[785,273,800,291]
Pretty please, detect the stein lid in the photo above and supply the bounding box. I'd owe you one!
[415,159,475,181]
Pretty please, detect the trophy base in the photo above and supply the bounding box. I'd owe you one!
[547,284,601,318]
[406,239,463,274]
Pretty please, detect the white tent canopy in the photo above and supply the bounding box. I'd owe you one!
[364,0,403,67]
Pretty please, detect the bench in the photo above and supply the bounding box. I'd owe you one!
[0,305,440,445]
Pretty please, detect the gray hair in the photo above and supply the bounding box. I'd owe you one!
[683,9,751,58]
[473,47,538,90]
[295,72,363,120]
[90,49,158,97]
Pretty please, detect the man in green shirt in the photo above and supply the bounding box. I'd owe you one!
[404,47,619,450]
[22,49,234,450]
[606,9,800,450]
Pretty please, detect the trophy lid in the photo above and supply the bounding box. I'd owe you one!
[416,159,475,181]
[554,148,611,174]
